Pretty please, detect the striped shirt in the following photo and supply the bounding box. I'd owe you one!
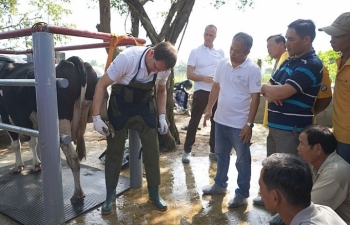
[267,50,323,132]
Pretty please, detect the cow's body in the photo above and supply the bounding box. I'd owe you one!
[0,56,99,204]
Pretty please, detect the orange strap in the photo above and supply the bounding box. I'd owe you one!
[104,34,144,72]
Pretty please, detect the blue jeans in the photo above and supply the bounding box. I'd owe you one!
[214,123,251,198]
[337,141,350,164]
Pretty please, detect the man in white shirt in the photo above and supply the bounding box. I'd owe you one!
[92,42,177,214]
[201,32,261,208]
[182,24,225,163]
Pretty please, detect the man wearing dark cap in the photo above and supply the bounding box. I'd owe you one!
[319,12,350,164]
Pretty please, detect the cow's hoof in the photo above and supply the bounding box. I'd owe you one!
[31,164,42,172]
[70,194,86,205]
[10,165,24,174]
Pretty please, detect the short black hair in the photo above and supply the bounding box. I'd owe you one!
[288,19,316,42]
[233,32,253,52]
[301,124,337,154]
[153,41,177,70]
[266,34,286,45]
[262,153,312,208]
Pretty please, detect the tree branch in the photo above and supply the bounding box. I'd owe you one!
[123,0,160,43]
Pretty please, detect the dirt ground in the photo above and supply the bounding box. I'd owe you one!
[171,113,267,156]
[0,113,270,225]
[0,113,268,166]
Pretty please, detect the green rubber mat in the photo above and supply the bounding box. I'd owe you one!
[0,160,130,225]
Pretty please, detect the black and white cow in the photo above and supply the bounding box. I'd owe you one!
[0,56,106,204]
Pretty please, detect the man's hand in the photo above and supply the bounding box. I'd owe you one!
[262,92,283,106]
[203,111,212,127]
[92,115,110,136]
[239,124,252,144]
[158,114,168,135]
[203,75,214,83]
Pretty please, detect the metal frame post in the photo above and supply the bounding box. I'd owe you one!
[32,28,65,224]
[128,130,143,188]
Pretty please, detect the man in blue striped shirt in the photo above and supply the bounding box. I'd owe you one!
[261,19,323,156]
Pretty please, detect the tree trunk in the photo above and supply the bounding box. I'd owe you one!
[96,0,111,34]
[130,10,139,37]
[96,0,111,55]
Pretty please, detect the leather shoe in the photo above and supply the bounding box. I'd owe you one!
[228,195,247,208]
[252,196,265,206]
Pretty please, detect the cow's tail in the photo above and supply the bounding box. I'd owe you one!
[67,56,87,160]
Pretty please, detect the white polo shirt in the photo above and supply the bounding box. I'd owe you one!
[213,57,261,129]
[187,44,225,92]
[107,46,170,85]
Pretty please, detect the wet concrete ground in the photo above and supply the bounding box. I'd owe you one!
[0,115,274,225]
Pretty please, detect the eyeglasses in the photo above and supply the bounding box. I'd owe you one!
[153,60,161,72]
[153,58,169,73]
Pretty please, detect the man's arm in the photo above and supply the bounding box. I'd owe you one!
[247,93,261,123]
[91,73,114,135]
[203,81,220,127]
[207,82,220,113]
[314,67,333,115]
[92,73,114,116]
[261,83,297,101]
[240,93,260,144]
[314,97,332,115]
[312,172,346,210]
[187,65,213,83]
[156,84,167,115]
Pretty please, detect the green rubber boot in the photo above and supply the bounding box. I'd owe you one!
[101,186,117,214]
[148,186,167,211]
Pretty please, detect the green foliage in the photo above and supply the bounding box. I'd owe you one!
[264,54,273,65]
[211,0,254,9]
[174,60,187,76]
[109,0,255,17]
[89,59,105,68]
[264,67,272,74]
[110,0,128,15]
[0,0,74,49]
[261,73,271,84]
[317,49,339,83]
[0,0,18,19]
[89,59,99,66]
[263,49,339,83]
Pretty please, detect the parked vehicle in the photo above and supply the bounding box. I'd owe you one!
[173,79,192,116]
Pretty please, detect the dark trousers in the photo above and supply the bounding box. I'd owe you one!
[184,90,217,153]
[105,115,160,188]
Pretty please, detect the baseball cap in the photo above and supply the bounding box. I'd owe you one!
[318,12,350,36]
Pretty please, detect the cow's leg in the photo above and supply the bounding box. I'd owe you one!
[29,137,41,172]
[10,134,24,174]
[59,119,85,204]
[60,142,85,204]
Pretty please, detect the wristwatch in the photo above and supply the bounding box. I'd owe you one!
[247,122,254,128]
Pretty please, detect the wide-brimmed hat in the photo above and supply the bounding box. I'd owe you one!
[319,12,350,36]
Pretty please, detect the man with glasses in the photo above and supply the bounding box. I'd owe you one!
[92,42,177,214]
[319,12,350,164]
